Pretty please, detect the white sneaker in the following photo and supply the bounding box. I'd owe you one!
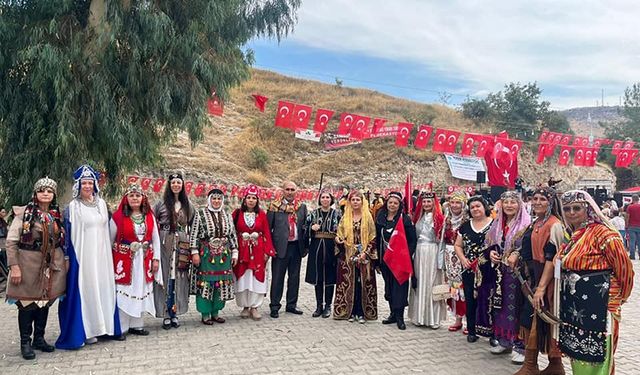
[511,352,525,364]
[490,344,510,354]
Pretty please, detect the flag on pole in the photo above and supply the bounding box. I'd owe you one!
[383,218,413,284]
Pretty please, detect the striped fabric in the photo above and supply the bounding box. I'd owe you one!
[560,223,634,320]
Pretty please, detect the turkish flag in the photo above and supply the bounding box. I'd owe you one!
[140,178,152,191]
[383,218,413,285]
[574,147,587,166]
[413,124,432,149]
[350,115,371,140]
[538,131,550,143]
[292,104,313,130]
[372,118,388,135]
[505,139,523,159]
[544,132,561,157]
[615,149,639,168]
[313,108,334,133]
[460,133,479,156]
[184,181,194,195]
[536,144,548,164]
[194,182,207,197]
[573,136,589,147]
[560,134,572,145]
[127,175,139,184]
[338,113,356,136]
[584,148,598,167]
[152,178,165,193]
[274,101,295,129]
[443,130,461,153]
[611,140,624,155]
[592,138,605,149]
[251,94,268,112]
[558,145,572,166]
[395,122,413,147]
[484,140,518,188]
[622,140,635,151]
[476,135,494,157]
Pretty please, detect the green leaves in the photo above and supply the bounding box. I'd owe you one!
[0,0,300,204]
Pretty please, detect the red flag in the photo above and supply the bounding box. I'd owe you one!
[622,140,635,151]
[395,122,413,147]
[292,104,313,130]
[584,148,598,167]
[615,149,639,168]
[484,140,518,188]
[184,181,194,195]
[460,133,479,156]
[592,138,606,149]
[350,115,371,140]
[313,108,334,133]
[207,96,224,116]
[383,218,413,285]
[372,118,388,135]
[274,101,295,129]
[559,134,572,145]
[152,178,165,193]
[505,139,523,159]
[611,140,624,155]
[558,145,572,166]
[127,175,139,184]
[476,135,494,157]
[538,131,550,143]
[404,172,413,215]
[251,94,268,112]
[573,147,587,166]
[140,178,152,191]
[536,144,548,164]
[432,129,461,153]
[194,182,207,197]
[573,136,589,147]
[413,124,432,149]
[337,113,356,136]
[443,130,461,153]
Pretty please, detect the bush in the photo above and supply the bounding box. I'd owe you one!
[249,147,270,171]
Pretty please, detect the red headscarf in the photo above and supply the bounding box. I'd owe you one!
[412,191,444,239]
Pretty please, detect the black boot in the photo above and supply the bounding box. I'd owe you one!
[312,285,323,317]
[322,286,334,318]
[394,309,406,330]
[18,309,36,360]
[32,307,55,352]
[312,305,323,318]
[382,312,396,325]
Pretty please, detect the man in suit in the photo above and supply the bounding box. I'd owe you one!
[268,181,308,318]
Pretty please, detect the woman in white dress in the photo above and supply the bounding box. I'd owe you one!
[110,184,162,335]
[57,165,122,349]
[408,192,447,328]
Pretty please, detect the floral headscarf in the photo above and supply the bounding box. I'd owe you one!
[486,190,531,252]
[561,189,616,232]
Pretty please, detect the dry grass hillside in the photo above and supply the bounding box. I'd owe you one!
[145,69,614,196]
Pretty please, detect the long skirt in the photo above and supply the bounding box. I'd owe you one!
[408,240,447,326]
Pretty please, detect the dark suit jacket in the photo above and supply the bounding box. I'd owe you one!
[267,201,308,259]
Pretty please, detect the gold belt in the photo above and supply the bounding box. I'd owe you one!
[314,232,336,239]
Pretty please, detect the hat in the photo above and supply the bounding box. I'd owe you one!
[34,177,57,195]
[244,184,260,198]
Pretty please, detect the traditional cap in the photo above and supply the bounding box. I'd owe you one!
[243,184,260,198]
[449,190,468,203]
[168,172,184,182]
[34,177,57,194]
[125,183,145,195]
[208,188,224,198]
[561,190,589,205]
[533,186,557,200]
[500,190,521,200]
[387,191,403,201]
[421,191,436,199]
[72,164,100,198]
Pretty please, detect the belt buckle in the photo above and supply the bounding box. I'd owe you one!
[130,242,141,253]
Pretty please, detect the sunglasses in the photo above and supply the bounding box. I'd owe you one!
[562,205,585,213]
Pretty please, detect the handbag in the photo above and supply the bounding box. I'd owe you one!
[432,284,450,301]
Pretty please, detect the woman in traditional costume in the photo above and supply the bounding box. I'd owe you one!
[57,165,122,349]
[6,177,66,360]
[375,191,416,330]
[305,189,341,318]
[557,190,633,375]
[485,191,531,364]
[152,173,195,329]
[454,195,493,343]
[110,184,162,335]
[443,191,468,332]
[334,190,377,323]
[232,184,274,320]
[190,188,238,325]
[508,187,565,375]
[409,192,448,328]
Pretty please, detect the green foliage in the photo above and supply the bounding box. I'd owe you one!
[0,0,300,204]
[460,97,494,126]
[248,146,270,170]
[541,110,572,135]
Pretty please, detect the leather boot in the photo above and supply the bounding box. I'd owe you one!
[382,313,396,324]
[539,357,565,375]
[513,349,540,375]
[18,309,36,360]
[312,305,323,318]
[32,307,55,352]
[321,304,331,318]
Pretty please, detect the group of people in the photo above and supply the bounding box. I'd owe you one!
[3,166,635,375]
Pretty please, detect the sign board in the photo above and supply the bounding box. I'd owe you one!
[444,154,486,182]
[294,129,322,142]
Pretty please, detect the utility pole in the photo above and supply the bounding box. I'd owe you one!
[601,89,604,107]
[588,112,593,145]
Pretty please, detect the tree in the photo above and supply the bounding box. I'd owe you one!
[459,97,494,127]
[0,0,300,204]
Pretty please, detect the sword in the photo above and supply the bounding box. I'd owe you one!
[511,263,562,325]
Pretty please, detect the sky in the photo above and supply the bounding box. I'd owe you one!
[248,0,640,109]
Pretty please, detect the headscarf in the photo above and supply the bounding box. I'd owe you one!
[447,190,469,228]
[412,191,444,237]
[338,190,375,255]
[560,189,616,232]
[207,188,225,212]
[531,186,562,224]
[22,177,62,236]
[72,165,100,199]
[486,190,531,252]
[113,183,152,217]
[375,191,404,226]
